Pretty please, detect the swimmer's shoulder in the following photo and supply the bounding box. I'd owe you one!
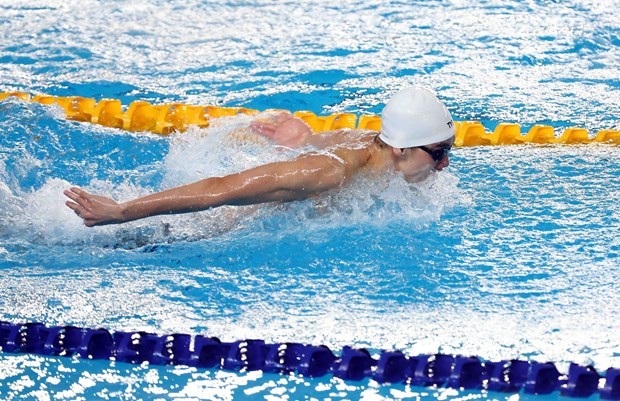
[324,132,376,168]
[322,128,378,144]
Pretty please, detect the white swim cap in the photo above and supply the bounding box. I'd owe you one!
[379,87,455,148]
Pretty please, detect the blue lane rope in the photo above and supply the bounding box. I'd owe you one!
[1,321,619,399]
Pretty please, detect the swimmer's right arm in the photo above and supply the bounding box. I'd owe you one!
[64,153,350,227]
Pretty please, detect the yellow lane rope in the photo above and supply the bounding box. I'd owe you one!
[2,92,619,146]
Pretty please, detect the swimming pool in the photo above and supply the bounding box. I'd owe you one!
[1,0,619,399]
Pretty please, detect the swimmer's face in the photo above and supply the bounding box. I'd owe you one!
[392,136,454,182]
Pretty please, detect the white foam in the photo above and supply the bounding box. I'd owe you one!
[21,178,93,244]
[161,114,280,187]
[0,162,22,237]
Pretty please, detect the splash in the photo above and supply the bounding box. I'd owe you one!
[0,113,467,247]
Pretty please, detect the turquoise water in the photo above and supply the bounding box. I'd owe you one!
[1,0,619,399]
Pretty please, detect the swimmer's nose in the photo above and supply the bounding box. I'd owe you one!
[435,154,450,171]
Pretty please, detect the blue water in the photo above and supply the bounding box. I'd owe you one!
[1,0,619,399]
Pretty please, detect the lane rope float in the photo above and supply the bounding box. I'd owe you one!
[1,321,619,399]
[1,92,619,146]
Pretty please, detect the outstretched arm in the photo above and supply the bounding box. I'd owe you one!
[64,153,350,227]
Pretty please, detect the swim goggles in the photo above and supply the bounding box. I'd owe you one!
[417,146,451,162]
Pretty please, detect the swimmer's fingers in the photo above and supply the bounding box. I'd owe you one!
[64,199,81,214]
[268,112,293,126]
[63,187,93,210]
[64,188,122,227]
[250,112,293,136]
[248,120,272,131]
[249,120,277,138]
[250,120,276,130]
[63,190,86,220]
[64,187,100,226]
[68,186,90,199]
[256,111,291,124]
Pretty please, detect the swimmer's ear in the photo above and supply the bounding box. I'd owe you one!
[391,147,406,158]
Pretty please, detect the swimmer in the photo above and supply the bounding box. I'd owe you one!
[65,87,456,227]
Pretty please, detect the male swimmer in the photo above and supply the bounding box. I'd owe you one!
[65,87,455,227]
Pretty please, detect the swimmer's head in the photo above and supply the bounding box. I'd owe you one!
[379,87,455,148]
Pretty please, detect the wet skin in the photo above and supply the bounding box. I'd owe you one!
[65,113,454,227]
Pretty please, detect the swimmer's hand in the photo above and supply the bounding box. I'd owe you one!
[64,187,124,227]
[249,111,312,148]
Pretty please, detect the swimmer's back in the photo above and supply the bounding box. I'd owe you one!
[304,128,377,150]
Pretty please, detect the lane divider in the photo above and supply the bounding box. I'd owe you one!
[1,321,619,399]
[1,91,619,146]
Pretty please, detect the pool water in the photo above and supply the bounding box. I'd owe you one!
[1,0,619,400]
